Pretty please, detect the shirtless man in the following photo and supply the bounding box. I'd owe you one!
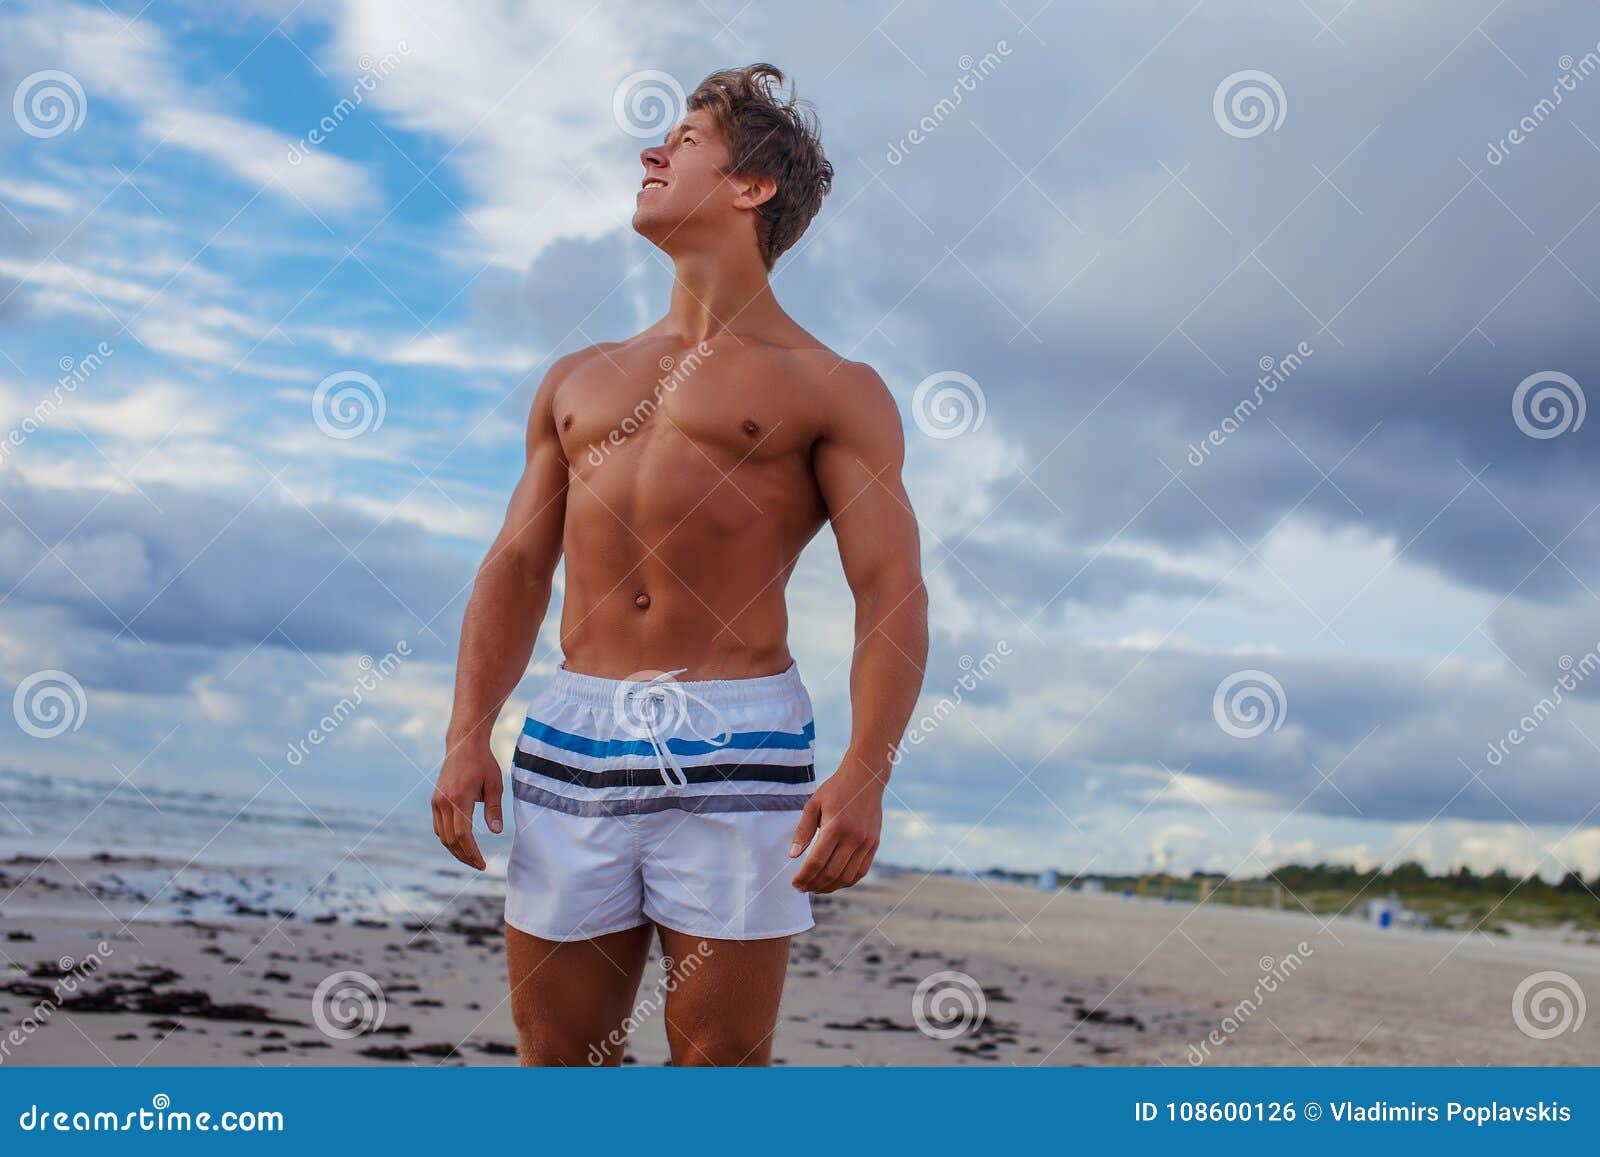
[432,64,927,1066]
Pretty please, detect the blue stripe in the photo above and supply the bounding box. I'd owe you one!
[520,717,815,759]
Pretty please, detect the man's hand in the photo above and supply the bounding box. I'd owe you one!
[432,742,504,871]
[789,763,883,894]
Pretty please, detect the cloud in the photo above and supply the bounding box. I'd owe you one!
[2,1,378,212]
[0,474,471,657]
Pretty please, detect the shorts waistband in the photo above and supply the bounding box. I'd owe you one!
[550,662,807,709]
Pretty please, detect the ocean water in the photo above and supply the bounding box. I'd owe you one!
[0,767,502,926]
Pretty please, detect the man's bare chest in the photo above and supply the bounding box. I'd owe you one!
[556,345,819,467]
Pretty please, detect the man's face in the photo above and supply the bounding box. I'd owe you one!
[631,110,737,245]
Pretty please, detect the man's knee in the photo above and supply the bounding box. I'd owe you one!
[512,1005,622,1066]
[669,1025,773,1066]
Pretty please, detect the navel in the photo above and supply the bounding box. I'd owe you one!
[633,591,652,611]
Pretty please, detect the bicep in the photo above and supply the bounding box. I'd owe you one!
[489,375,570,581]
[813,373,920,593]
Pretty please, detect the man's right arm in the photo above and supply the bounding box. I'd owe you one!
[432,355,578,870]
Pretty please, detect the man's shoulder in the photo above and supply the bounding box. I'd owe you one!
[769,345,888,396]
[544,341,625,383]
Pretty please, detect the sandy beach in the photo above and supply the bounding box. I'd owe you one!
[2,852,1595,1067]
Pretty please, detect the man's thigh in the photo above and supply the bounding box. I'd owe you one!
[505,921,654,1065]
[657,926,792,1066]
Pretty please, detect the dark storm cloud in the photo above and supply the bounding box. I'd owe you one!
[0,476,472,657]
[887,634,1600,831]
[473,231,666,354]
[766,1,1600,613]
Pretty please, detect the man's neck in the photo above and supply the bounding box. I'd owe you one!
[662,244,785,344]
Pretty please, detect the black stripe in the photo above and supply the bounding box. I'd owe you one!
[513,748,815,788]
[512,780,811,817]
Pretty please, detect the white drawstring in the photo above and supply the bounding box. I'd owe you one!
[630,669,732,788]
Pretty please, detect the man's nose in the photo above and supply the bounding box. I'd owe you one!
[639,145,666,170]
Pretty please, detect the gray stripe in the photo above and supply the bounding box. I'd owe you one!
[513,779,811,817]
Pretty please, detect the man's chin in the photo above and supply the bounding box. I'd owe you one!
[630,208,670,243]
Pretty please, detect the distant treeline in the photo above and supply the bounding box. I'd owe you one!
[1211,861,1599,900]
[980,861,1600,900]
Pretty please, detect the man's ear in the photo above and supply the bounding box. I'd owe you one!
[732,173,777,210]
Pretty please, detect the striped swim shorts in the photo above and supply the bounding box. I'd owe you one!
[504,663,817,942]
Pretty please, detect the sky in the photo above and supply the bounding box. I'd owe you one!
[1,0,1598,884]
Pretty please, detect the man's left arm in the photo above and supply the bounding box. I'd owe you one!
[791,362,928,893]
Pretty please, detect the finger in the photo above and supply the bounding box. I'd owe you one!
[484,774,504,835]
[788,798,821,859]
[801,837,854,894]
[791,828,838,891]
[835,845,873,891]
[447,799,485,870]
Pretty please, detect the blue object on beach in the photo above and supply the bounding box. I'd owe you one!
[1379,909,1393,928]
